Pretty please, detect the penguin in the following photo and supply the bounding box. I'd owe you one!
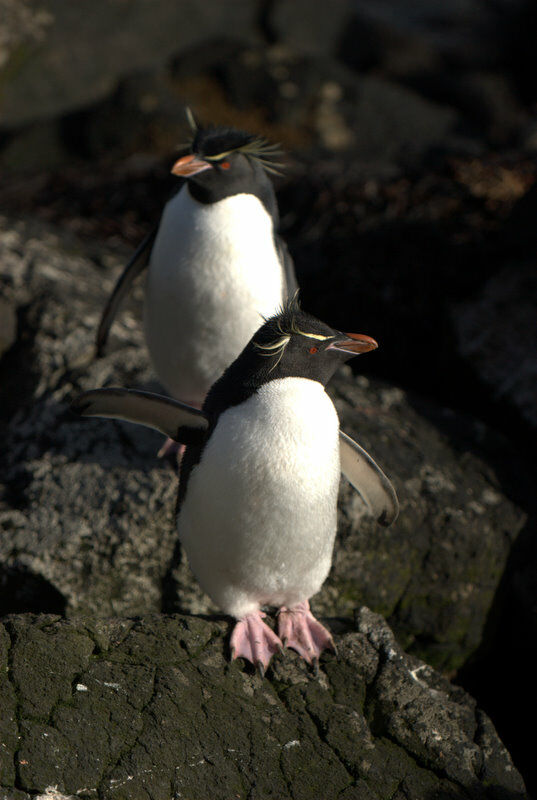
[75,302,398,675]
[95,111,297,420]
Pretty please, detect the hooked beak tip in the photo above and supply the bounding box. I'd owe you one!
[329,333,378,355]
[171,154,212,177]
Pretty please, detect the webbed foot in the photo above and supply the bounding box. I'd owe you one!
[278,600,335,665]
[230,611,283,676]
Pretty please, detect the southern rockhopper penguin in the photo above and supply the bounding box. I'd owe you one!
[75,302,398,675]
[95,111,297,416]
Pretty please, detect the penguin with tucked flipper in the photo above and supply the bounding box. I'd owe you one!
[96,111,296,425]
[76,302,398,675]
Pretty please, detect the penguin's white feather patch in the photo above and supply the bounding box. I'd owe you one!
[144,189,285,404]
[177,378,341,619]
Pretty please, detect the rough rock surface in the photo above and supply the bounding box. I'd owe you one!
[0,215,526,678]
[0,216,174,619]
[0,297,17,359]
[452,261,537,432]
[0,608,528,799]
[347,0,526,71]
[0,0,261,129]
[0,0,52,71]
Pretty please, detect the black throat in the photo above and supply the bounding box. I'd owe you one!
[187,157,278,220]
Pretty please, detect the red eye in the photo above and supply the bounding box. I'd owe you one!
[221,161,231,169]
[309,346,318,354]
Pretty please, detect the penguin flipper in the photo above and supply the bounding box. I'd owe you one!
[95,228,157,357]
[72,388,208,446]
[339,430,399,526]
[276,234,299,297]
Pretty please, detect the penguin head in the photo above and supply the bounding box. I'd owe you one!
[170,116,282,205]
[250,303,378,387]
[208,300,378,415]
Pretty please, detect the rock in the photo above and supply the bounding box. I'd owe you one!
[1,35,479,176]
[0,0,261,130]
[335,2,528,147]
[0,297,17,359]
[218,47,472,170]
[37,44,473,177]
[269,0,354,56]
[0,608,527,799]
[0,0,52,70]
[0,215,527,678]
[281,153,535,437]
[345,0,526,72]
[327,370,525,673]
[451,262,537,433]
[0,215,176,618]
[401,69,527,147]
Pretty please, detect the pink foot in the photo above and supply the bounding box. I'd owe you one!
[157,400,202,464]
[157,437,185,463]
[278,601,336,665]
[230,611,283,677]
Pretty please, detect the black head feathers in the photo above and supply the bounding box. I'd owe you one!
[182,109,283,175]
[255,296,337,353]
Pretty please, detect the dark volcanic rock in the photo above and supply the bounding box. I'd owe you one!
[327,371,525,673]
[269,0,353,56]
[0,216,527,678]
[217,46,470,171]
[0,609,528,799]
[0,215,177,618]
[0,0,261,130]
[0,297,17,359]
[282,155,536,439]
[0,0,52,72]
[34,44,472,179]
[452,261,537,434]
[344,0,526,72]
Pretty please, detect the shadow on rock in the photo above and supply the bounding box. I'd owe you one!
[457,515,537,800]
[0,564,66,615]
[405,390,537,798]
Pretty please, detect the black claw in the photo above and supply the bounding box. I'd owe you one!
[256,661,265,679]
[312,658,320,678]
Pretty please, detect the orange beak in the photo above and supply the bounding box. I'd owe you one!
[328,332,378,355]
[171,154,212,177]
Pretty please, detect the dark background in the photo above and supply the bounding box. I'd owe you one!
[1,0,536,794]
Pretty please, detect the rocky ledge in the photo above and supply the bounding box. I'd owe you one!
[0,608,527,800]
[0,215,527,678]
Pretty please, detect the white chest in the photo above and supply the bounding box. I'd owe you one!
[144,190,285,402]
[177,378,341,618]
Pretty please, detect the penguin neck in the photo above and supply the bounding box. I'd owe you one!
[186,168,278,221]
[204,359,332,424]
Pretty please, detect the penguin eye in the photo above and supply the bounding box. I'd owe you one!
[220,161,231,169]
[309,346,318,354]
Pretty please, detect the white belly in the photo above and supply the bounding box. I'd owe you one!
[144,189,285,404]
[177,378,341,618]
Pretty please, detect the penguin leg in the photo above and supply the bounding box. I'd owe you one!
[230,611,283,676]
[157,438,185,462]
[277,601,336,665]
[157,399,202,464]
